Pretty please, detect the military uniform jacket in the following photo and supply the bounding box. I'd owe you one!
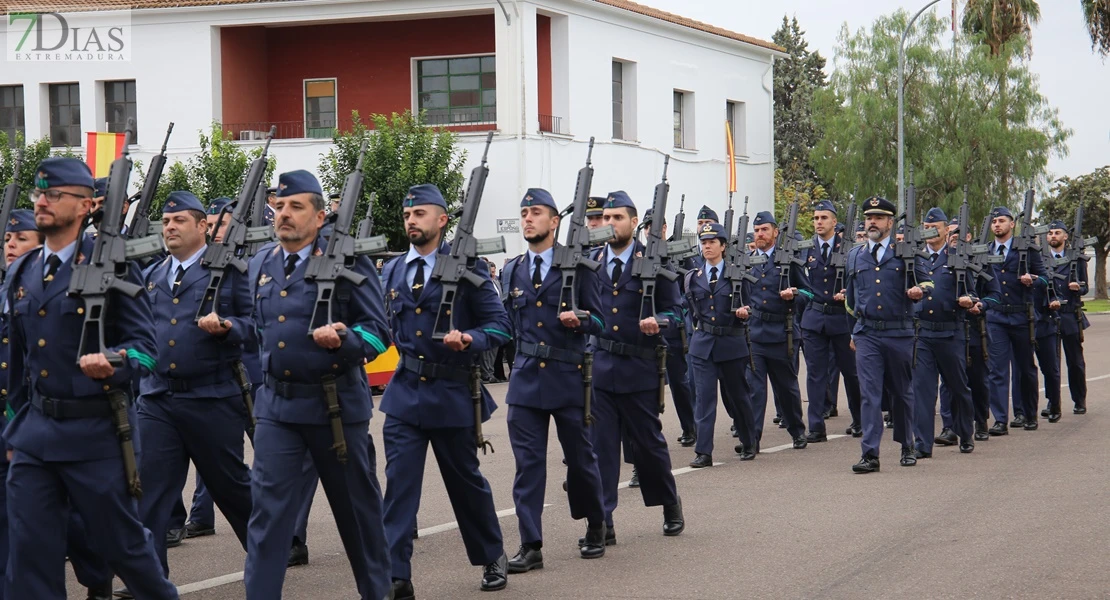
[683,265,750,363]
[799,235,852,336]
[379,243,512,429]
[1050,253,1090,336]
[914,247,1001,339]
[503,246,603,410]
[747,247,814,344]
[1,308,12,463]
[985,241,1049,328]
[590,241,682,394]
[141,250,255,400]
[845,242,932,338]
[248,237,389,425]
[4,239,157,461]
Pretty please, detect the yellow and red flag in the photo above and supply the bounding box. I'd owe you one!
[85,132,127,178]
[364,345,399,387]
[725,121,737,193]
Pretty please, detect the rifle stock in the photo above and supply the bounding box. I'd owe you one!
[127,122,174,240]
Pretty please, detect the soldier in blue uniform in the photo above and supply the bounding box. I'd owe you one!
[1030,245,1062,425]
[694,204,739,435]
[800,201,862,442]
[910,208,1000,458]
[4,158,178,599]
[500,188,608,573]
[589,191,685,539]
[379,184,511,599]
[244,170,391,600]
[746,211,812,449]
[985,206,1048,434]
[684,223,758,466]
[1042,221,1089,417]
[843,196,933,473]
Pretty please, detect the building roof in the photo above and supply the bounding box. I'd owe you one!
[1,0,783,53]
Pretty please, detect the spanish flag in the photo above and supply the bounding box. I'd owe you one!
[364,345,399,387]
[85,132,127,178]
[725,121,737,193]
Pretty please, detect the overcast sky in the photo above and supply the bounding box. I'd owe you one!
[639,0,1108,181]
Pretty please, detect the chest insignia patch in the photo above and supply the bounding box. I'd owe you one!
[259,274,272,288]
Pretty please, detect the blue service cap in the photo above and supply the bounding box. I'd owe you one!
[586,196,605,216]
[403,184,448,210]
[698,222,727,241]
[276,170,323,198]
[34,157,94,191]
[604,191,635,210]
[862,196,896,216]
[263,203,275,225]
[990,206,1013,220]
[855,221,865,232]
[6,209,36,233]
[949,217,959,226]
[753,211,776,227]
[813,200,836,213]
[643,207,663,224]
[745,232,754,243]
[834,222,845,233]
[1048,219,1067,232]
[207,196,232,215]
[521,188,557,210]
[697,205,719,222]
[897,224,906,234]
[266,186,277,195]
[924,207,948,223]
[163,191,205,214]
[93,177,109,198]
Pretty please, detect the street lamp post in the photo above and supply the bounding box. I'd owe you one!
[898,0,943,216]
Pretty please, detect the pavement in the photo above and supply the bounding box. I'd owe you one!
[66,316,1110,599]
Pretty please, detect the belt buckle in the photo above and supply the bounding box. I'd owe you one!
[41,397,59,418]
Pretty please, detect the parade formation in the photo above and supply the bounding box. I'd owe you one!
[0,116,1095,600]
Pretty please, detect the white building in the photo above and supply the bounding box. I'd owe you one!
[1,0,783,258]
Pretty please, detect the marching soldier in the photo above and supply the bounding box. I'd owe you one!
[800,201,862,441]
[746,211,811,449]
[379,184,511,598]
[910,208,999,459]
[985,207,1048,434]
[589,191,685,540]
[694,204,739,434]
[244,170,392,600]
[115,192,256,597]
[501,188,608,573]
[4,158,178,598]
[843,196,932,472]
[684,223,758,465]
[1031,238,1063,425]
[1043,221,1088,417]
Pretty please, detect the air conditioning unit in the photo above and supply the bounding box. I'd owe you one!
[239,130,268,141]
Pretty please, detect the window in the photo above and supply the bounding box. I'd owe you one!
[104,80,137,143]
[673,91,684,148]
[726,100,747,156]
[612,61,623,139]
[49,83,81,147]
[304,79,337,139]
[417,55,496,125]
[0,85,24,141]
[673,90,695,150]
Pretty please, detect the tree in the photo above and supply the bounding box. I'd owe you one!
[772,15,827,187]
[318,110,467,250]
[0,132,82,209]
[1039,166,1110,299]
[811,11,1070,228]
[1082,0,1110,55]
[773,168,828,239]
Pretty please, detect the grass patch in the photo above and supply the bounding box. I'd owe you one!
[1082,299,1110,314]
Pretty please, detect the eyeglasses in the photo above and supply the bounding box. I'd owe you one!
[32,189,90,203]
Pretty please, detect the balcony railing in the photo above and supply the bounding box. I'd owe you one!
[225,112,497,141]
[539,114,567,135]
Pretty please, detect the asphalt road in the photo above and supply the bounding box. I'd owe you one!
[66,317,1110,599]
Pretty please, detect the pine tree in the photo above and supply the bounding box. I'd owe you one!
[772,15,827,187]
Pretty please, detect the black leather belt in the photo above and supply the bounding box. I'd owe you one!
[809,302,847,315]
[695,323,746,336]
[856,318,914,331]
[997,305,1029,314]
[516,341,584,365]
[397,354,470,383]
[596,337,657,360]
[32,394,115,419]
[916,320,961,332]
[265,368,362,398]
[749,309,786,323]
[165,369,235,393]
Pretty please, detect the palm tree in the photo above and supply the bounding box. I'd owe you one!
[1082,0,1110,55]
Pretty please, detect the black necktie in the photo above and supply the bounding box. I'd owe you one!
[43,254,62,284]
[284,254,299,278]
[709,266,719,286]
[821,242,830,263]
[611,258,623,283]
[412,258,426,300]
[997,245,1005,257]
[931,252,939,264]
[871,243,881,264]
[532,256,543,288]
[172,265,186,294]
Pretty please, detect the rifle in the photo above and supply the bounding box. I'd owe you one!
[429,131,501,454]
[830,196,858,296]
[946,189,988,364]
[631,156,679,413]
[245,177,274,257]
[1065,195,1096,343]
[1013,188,1048,346]
[773,199,812,357]
[127,122,174,240]
[721,194,764,370]
[355,192,377,239]
[195,125,277,320]
[0,147,23,285]
[893,169,938,290]
[550,138,612,425]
